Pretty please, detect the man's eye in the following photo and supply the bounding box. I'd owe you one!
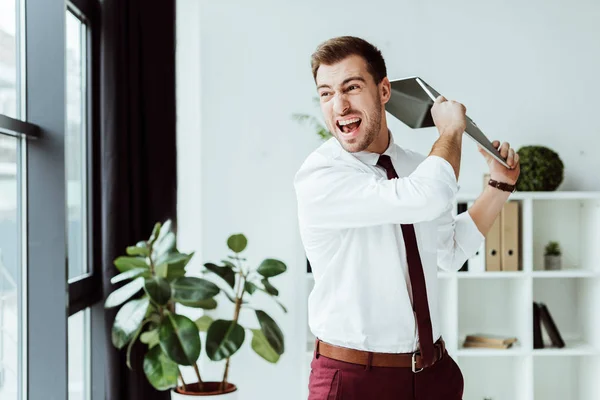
[320,92,330,97]
[348,85,359,91]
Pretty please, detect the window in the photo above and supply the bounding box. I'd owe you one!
[0,0,21,119]
[0,134,22,400]
[66,8,89,281]
[0,0,102,398]
[68,309,90,400]
[66,2,100,399]
[0,1,25,399]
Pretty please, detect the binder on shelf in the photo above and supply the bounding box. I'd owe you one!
[533,302,544,349]
[538,302,566,348]
[485,212,502,271]
[500,201,520,271]
[457,202,469,272]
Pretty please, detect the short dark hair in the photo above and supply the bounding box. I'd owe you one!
[311,36,387,85]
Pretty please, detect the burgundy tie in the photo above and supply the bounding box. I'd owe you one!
[376,154,435,367]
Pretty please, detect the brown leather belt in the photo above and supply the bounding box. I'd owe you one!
[315,337,446,372]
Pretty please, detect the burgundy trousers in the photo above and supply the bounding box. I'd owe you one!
[308,347,464,400]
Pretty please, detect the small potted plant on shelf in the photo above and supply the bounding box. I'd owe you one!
[105,220,287,398]
[544,241,562,270]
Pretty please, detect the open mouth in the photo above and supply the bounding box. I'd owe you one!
[336,118,362,136]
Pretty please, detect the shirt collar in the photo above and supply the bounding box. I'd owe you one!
[350,130,396,166]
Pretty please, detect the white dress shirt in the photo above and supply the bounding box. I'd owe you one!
[294,132,484,353]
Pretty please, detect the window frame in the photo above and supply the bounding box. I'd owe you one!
[66,0,102,317]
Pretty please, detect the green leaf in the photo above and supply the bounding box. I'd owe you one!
[171,277,220,304]
[221,260,237,270]
[126,321,147,369]
[156,251,194,269]
[158,313,201,366]
[111,297,149,349]
[111,267,149,284]
[206,320,245,361]
[153,232,177,261]
[155,263,186,281]
[156,219,172,240]
[143,345,179,391]
[272,297,288,314]
[251,329,280,363]
[144,277,172,306]
[257,259,287,278]
[149,222,162,243]
[105,277,144,308]
[178,298,218,309]
[256,310,284,355]
[261,278,279,296]
[141,328,160,348]
[204,263,236,289]
[227,234,248,253]
[114,256,149,273]
[245,281,258,295]
[126,245,150,257]
[195,315,214,332]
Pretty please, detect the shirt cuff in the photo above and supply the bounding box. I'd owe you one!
[455,210,485,258]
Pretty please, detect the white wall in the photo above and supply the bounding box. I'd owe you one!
[176,0,600,399]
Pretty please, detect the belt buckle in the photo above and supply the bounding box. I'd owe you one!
[411,352,424,373]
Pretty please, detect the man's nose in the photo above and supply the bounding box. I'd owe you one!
[332,93,350,116]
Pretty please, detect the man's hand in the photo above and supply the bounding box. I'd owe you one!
[478,140,520,185]
[431,95,467,136]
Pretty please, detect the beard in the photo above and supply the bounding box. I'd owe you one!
[332,103,382,153]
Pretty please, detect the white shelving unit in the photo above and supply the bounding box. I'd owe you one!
[301,192,600,400]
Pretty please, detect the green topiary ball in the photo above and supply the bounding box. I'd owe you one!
[516,146,564,191]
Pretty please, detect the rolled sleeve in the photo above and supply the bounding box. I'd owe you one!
[437,208,485,272]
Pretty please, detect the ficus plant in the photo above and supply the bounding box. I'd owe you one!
[105,220,287,393]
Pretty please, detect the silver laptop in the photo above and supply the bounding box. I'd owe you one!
[385,76,510,169]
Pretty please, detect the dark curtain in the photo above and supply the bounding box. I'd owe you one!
[100,0,177,399]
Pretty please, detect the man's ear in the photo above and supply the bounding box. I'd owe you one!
[380,77,391,105]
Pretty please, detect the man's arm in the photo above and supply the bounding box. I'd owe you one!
[428,96,521,268]
[294,153,457,230]
[428,95,467,181]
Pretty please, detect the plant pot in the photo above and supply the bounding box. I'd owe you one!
[171,382,238,399]
[544,255,562,270]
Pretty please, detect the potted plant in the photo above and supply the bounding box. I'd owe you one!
[105,220,287,398]
[515,146,564,191]
[544,241,562,270]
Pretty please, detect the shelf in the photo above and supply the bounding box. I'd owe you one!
[533,339,600,356]
[532,270,600,278]
[457,191,600,202]
[457,341,525,357]
[441,271,527,279]
[439,270,600,279]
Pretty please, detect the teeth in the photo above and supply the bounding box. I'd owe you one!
[338,118,361,126]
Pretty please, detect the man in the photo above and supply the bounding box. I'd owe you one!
[294,36,520,400]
